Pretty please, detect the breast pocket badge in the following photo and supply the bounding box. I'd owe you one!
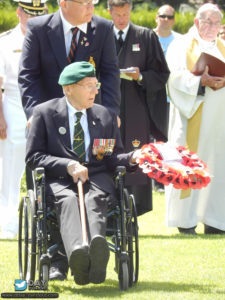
[92,139,116,160]
[132,43,140,52]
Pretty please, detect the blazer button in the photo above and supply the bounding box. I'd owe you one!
[59,176,64,179]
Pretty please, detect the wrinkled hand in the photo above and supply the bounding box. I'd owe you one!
[130,149,142,164]
[201,66,225,90]
[0,114,7,139]
[125,66,140,81]
[117,116,121,128]
[67,160,89,183]
[27,116,33,129]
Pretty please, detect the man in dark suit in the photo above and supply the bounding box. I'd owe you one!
[26,61,138,285]
[18,0,120,126]
[108,0,170,215]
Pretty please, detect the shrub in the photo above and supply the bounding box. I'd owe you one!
[0,8,17,34]
[0,3,224,34]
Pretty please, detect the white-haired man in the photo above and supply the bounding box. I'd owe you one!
[166,3,225,235]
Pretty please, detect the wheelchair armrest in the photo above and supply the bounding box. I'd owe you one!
[115,166,126,176]
[33,167,45,181]
[115,166,126,189]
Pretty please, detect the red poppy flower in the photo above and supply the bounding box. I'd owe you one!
[137,142,211,190]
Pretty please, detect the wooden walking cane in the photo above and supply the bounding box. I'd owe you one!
[77,179,88,245]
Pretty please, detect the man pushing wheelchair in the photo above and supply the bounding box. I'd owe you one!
[26,61,140,285]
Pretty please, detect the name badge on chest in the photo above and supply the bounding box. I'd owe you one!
[132,43,140,52]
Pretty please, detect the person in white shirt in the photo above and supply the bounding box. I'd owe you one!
[0,0,47,239]
[153,4,181,193]
[154,4,181,56]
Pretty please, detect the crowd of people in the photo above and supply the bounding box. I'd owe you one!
[0,0,225,286]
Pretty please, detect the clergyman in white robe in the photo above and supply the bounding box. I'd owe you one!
[165,24,225,231]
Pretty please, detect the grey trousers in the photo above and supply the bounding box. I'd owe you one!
[53,182,110,260]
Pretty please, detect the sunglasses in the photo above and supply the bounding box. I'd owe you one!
[158,15,174,20]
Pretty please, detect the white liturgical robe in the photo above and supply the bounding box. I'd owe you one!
[165,26,225,230]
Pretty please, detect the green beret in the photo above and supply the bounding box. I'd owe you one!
[58,61,96,86]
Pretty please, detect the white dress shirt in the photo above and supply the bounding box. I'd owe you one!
[113,24,130,41]
[66,99,90,162]
[60,9,88,56]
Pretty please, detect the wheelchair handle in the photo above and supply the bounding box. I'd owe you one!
[115,166,126,176]
[77,180,88,245]
[34,167,45,180]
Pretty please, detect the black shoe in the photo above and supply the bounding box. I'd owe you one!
[204,224,225,234]
[49,261,67,281]
[69,245,90,285]
[89,235,109,284]
[178,227,197,235]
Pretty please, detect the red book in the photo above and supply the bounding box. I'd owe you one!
[191,52,225,77]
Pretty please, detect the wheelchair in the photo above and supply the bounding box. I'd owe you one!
[18,166,139,291]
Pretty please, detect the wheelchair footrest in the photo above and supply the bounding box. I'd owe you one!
[47,243,60,259]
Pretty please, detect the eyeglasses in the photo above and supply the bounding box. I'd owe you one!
[158,15,174,20]
[68,0,99,5]
[77,82,101,90]
[200,19,221,27]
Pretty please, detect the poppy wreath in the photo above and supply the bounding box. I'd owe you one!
[137,142,211,190]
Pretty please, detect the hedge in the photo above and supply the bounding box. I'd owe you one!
[0,3,224,35]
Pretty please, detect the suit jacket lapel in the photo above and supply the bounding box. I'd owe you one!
[47,11,68,70]
[52,97,72,151]
[87,106,101,161]
[75,17,96,61]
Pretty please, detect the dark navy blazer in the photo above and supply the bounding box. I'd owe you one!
[18,12,121,119]
[26,98,135,196]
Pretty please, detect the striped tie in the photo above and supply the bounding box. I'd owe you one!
[73,112,85,163]
[67,27,79,64]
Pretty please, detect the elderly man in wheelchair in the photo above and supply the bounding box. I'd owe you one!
[23,61,139,288]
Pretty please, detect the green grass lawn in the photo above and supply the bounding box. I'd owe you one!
[1,191,225,300]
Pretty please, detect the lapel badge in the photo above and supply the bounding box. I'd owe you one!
[132,43,140,52]
[59,127,66,135]
[80,36,87,46]
[13,49,22,53]
[132,139,140,149]
[89,56,95,68]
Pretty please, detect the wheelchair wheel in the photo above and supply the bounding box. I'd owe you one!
[130,194,139,284]
[123,190,139,286]
[123,189,133,287]
[39,264,49,290]
[18,190,37,281]
[116,188,134,290]
[119,260,129,291]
